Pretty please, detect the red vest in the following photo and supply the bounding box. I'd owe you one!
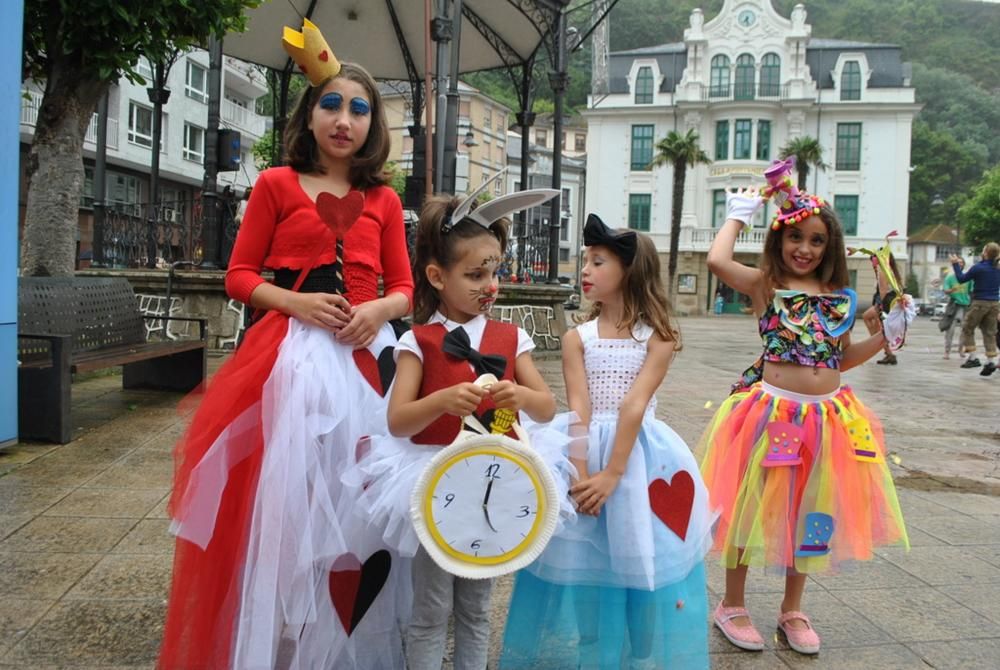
[411,320,519,445]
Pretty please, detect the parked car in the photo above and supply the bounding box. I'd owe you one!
[932,302,948,319]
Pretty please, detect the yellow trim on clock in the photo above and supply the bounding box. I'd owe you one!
[423,446,546,565]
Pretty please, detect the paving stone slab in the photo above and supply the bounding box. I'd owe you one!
[907,514,1000,546]
[908,638,1000,670]
[830,587,1000,643]
[775,643,926,669]
[0,516,136,554]
[0,598,53,657]
[876,545,1000,586]
[0,552,102,599]
[111,519,175,555]
[3,599,165,666]
[42,488,163,519]
[66,553,172,600]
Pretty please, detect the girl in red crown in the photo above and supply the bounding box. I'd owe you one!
[698,159,908,655]
[159,20,414,670]
[342,181,573,670]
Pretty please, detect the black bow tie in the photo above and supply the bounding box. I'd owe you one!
[442,326,508,378]
[583,213,637,265]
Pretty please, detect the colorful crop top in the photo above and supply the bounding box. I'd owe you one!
[732,289,857,393]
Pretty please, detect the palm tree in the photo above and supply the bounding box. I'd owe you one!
[650,129,711,299]
[778,136,828,191]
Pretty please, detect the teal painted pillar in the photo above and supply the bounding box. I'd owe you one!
[0,0,24,444]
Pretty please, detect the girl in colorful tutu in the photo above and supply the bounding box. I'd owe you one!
[699,159,909,655]
[501,214,714,670]
[159,20,413,669]
[344,179,568,670]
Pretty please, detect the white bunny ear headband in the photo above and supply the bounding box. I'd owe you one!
[441,167,560,233]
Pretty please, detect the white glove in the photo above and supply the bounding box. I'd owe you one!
[725,189,764,225]
[883,294,917,351]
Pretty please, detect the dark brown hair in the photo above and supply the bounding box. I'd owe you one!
[759,203,850,293]
[581,230,681,347]
[413,195,510,324]
[283,62,390,189]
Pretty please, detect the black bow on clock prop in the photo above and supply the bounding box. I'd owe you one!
[442,327,508,378]
[583,213,638,266]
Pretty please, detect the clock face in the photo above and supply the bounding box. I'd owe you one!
[738,9,756,27]
[424,448,546,565]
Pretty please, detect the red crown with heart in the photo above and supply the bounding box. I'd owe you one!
[282,18,341,86]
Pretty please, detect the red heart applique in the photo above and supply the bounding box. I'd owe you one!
[648,471,695,541]
[318,50,329,62]
[316,191,364,240]
[329,550,391,636]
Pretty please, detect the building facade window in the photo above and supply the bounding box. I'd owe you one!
[183,123,205,162]
[841,61,862,101]
[559,247,570,262]
[635,66,654,104]
[760,53,781,96]
[715,120,729,160]
[756,120,771,160]
[128,102,153,147]
[735,54,755,100]
[712,189,727,228]
[575,133,586,152]
[536,129,547,146]
[483,107,492,132]
[834,195,859,235]
[136,58,153,83]
[710,55,730,97]
[836,123,862,170]
[630,124,654,170]
[628,194,651,231]
[185,61,208,103]
[108,171,141,215]
[734,119,752,159]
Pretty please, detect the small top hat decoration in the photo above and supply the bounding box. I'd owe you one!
[761,157,826,231]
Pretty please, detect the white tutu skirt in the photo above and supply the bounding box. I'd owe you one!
[172,318,411,669]
[527,414,716,591]
[343,417,577,559]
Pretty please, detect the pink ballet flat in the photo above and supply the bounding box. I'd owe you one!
[777,610,821,655]
[713,601,765,651]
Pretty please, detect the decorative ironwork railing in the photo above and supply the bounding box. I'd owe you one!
[94,198,238,269]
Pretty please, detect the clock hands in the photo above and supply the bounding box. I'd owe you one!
[482,477,498,532]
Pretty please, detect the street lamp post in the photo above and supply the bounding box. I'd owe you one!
[547,9,568,284]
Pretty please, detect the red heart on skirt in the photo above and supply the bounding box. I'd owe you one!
[319,50,329,62]
[648,471,695,541]
[329,550,391,636]
[316,190,364,240]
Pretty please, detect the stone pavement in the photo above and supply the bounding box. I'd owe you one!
[0,315,998,669]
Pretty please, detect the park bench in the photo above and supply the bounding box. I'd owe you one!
[18,277,207,443]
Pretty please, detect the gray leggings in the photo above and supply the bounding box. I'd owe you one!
[406,547,494,670]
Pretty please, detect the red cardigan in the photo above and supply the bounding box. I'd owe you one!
[225,166,413,306]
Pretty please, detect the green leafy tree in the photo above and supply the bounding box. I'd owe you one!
[21,0,258,276]
[957,166,1000,249]
[650,129,710,299]
[778,137,827,191]
[252,129,278,172]
[385,161,406,198]
[907,120,986,233]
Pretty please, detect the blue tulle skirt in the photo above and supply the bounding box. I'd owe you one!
[500,564,709,669]
[500,414,713,669]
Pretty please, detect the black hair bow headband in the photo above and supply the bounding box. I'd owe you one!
[583,214,637,266]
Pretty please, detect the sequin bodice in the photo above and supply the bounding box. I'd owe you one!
[578,319,655,421]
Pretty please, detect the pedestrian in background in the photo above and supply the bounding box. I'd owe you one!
[939,257,971,360]
[951,243,1000,376]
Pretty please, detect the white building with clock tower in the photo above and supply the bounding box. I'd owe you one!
[583,0,920,314]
